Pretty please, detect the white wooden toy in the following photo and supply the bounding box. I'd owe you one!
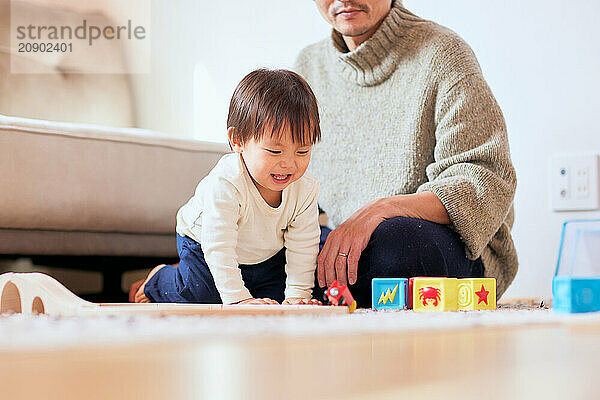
[0,272,349,317]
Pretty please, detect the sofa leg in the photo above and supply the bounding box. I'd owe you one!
[102,270,127,302]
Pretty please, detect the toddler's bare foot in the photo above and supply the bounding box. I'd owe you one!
[128,279,145,303]
[133,264,168,303]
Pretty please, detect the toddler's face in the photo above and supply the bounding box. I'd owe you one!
[230,127,312,206]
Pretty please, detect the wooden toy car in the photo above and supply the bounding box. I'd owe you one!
[324,280,357,312]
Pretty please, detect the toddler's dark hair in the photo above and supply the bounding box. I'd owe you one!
[227,68,321,146]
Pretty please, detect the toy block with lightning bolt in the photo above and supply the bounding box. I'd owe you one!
[371,278,408,310]
[412,277,458,312]
[456,278,496,310]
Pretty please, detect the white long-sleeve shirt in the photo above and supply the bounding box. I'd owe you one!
[176,153,320,304]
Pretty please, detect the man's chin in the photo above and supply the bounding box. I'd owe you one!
[334,24,373,38]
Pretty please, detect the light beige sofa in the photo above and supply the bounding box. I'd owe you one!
[0,115,229,298]
[0,0,135,127]
[0,0,230,299]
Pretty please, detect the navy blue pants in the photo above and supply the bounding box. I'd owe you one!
[145,216,483,307]
[313,216,484,308]
[144,234,286,303]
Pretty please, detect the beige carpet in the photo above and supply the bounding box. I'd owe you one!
[4,298,599,352]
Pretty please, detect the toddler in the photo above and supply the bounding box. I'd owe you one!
[134,68,322,305]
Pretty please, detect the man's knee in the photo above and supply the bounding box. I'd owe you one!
[371,216,435,244]
[368,216,438,257]
[364,216,449,277]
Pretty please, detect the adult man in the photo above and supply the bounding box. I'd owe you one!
[295,0,517,307]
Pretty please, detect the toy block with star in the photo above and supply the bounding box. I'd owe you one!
[371,278,408,310]
[412,277,458,312]
[456,278,496,310]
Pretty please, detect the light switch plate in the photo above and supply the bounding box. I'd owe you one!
[550,154,599,211]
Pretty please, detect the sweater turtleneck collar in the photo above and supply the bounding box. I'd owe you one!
[330,0,413,87]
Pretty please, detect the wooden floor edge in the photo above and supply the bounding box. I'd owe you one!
[94,303,350,316]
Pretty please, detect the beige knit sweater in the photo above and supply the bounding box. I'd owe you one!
[294,1,518,298]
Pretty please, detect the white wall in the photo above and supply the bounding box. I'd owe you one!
[131,0,330,141]
[135,0,600,299]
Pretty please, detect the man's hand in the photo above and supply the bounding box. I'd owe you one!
[317,192,450,288]
[317,198,386,288]
[282,297,322,305]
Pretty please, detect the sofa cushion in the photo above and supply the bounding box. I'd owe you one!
[0,0,135,127]
[0,114,229,256]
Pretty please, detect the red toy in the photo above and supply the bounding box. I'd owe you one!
[324,280,357,312]
[419,286,442,307]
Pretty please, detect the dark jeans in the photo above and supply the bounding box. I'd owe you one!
[313,216,484,308]
[144,234,286,303]
[146,216,484,307]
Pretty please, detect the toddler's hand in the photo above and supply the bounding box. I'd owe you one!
[282,297,322,305]
[234,298,279,305]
